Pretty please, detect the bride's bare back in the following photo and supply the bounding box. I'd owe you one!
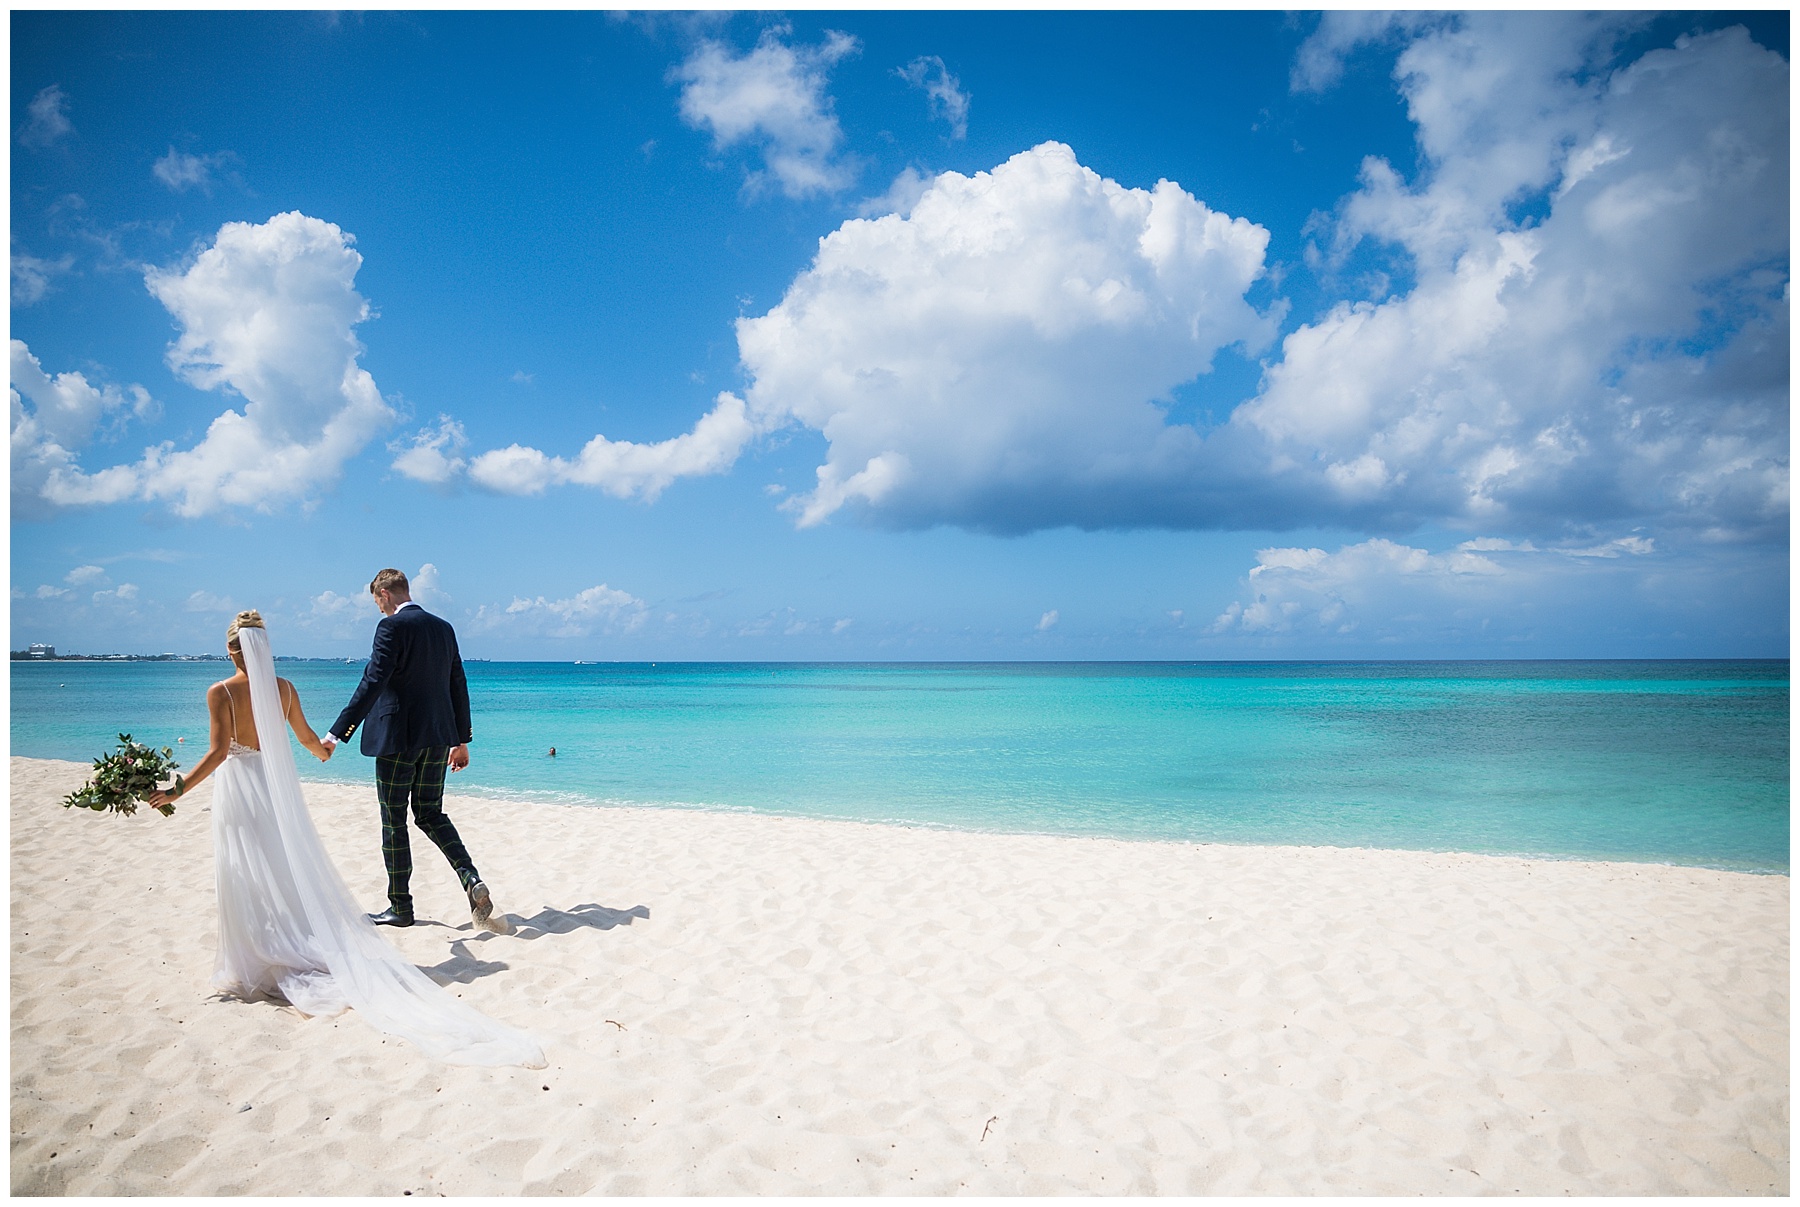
[147,658,332,810]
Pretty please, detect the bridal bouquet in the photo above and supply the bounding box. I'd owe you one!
[63,734,184,817]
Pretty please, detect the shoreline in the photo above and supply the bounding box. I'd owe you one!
[43,749,1790,877]
[12,755,1789,1194]
[282,766,1797,878]
[418,793,1800,878]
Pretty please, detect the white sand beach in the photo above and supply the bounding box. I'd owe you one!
[10,754,1788,1195]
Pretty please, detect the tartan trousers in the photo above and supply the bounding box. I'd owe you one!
[375,746,479,915]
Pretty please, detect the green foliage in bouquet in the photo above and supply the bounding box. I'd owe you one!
[63,734,184,817]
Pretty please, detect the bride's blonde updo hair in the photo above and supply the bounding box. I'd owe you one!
[226,609,265,651]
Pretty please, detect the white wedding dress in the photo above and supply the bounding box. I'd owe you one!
[209,626,545,1068]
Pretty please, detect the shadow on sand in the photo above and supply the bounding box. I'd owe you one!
[425,903,649,983]
[424,938,514,985]
[212,904,656,998]
[501,902,651,939]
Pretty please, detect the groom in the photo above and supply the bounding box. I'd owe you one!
[324,567,502,932]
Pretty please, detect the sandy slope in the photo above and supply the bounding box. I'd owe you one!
[10,755,1787,1194]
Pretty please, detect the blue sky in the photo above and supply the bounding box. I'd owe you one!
[10,10,1789,660]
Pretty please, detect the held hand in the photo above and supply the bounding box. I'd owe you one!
[316,743,333,763]
[449,744,470,772]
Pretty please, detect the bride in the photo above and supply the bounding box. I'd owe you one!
[147,610,544,1068]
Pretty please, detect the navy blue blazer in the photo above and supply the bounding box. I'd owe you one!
[330,604,473,758]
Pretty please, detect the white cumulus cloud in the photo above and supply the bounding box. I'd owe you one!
[672,26,861,198]
[39,212,396,517]
[295,586,374,641]
[738,141,1279,530]
[390,416,468,486]
[1212,538,1506,637]
[92,582,140,606]
[1242,17,1788,544]
[465,393,755,500]
[410,562,452,610]
[477,584,649,639]
[10,340,158,518]
[1208,529,1685,650]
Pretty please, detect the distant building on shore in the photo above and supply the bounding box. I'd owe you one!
[9,648,233,662]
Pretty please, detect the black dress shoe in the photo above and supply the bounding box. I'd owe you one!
[367,909,414,927]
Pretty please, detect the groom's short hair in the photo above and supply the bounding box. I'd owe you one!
[369,568,409,597]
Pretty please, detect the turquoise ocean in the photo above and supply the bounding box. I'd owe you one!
[11,660,1789,873]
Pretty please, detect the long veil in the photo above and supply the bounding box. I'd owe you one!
[236,626,546,1068]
